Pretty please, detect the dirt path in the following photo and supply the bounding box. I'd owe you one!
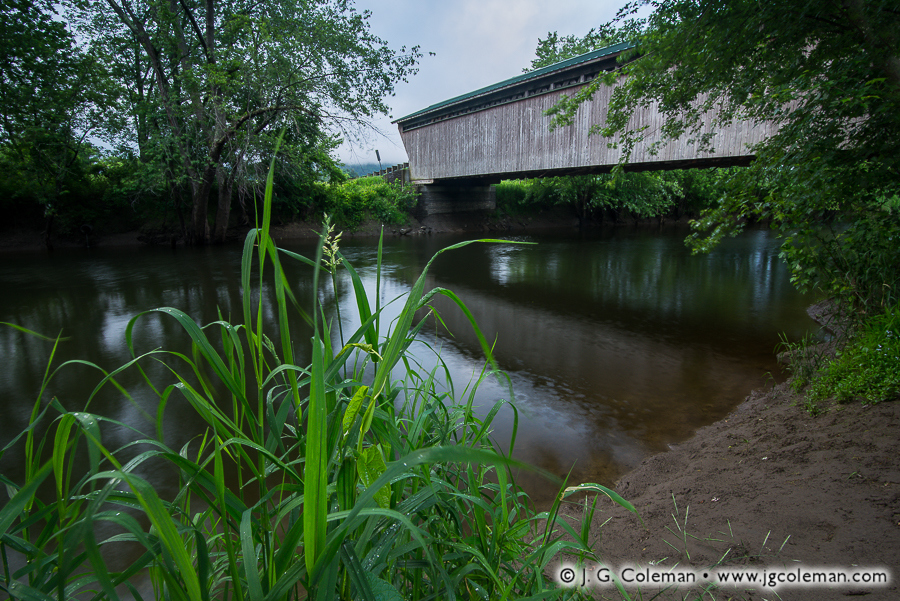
[560,379,900,600]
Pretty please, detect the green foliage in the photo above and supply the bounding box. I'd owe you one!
[0,146,49,226]
[0,143,146,236]
[2,0,423,242]
[688,158,900,315]
[66,0,422,243]
[1,160,625,599]
[496,169,730,222]
[546,0,900,315]
[263,129,348,221]
[494,179,533,214]
[664,167,734,218]
[0,0,118,239]
[324,176,419,228]
[576,171,680,218]
[806,306,900,411]
[527,18,646,71]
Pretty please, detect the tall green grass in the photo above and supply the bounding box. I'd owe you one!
[0,153,636,600]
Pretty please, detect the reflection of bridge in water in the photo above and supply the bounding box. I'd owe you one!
[394,43,777,215]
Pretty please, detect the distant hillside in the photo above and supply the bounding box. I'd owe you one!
[342,161,410,177]
[342,163,382,177]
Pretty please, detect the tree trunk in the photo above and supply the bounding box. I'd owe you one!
[190,163,218,245]
[213,167,232,244]
[168,174,188,244]
[190,195,208,245]
[44,213,54,251]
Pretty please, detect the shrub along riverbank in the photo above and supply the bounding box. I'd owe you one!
[0,167,731,249]
[0,167,420,249]
[494,169,732,226]
[785,303,900,415]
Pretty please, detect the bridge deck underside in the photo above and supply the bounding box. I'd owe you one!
[421,155,755,186]
[400,82,775,183]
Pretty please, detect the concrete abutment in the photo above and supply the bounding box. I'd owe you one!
[413,183,496,218]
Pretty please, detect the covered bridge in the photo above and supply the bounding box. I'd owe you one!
[394,43,774,214]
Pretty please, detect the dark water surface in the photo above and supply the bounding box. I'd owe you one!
[0,226,816,507]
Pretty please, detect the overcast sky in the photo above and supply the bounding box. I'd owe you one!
[338,0,633,167]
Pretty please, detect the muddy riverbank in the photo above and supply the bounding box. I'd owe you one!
[561,308,900,600]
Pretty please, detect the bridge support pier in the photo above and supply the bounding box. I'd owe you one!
[414,183,496,218]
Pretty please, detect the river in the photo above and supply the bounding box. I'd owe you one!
[0,225,815,508]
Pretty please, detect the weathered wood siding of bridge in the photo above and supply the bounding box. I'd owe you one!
[396,44,777,183]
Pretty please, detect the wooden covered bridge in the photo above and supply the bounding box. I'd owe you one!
[394,42,775,215]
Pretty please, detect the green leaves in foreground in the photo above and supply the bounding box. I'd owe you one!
[0,157,636,600]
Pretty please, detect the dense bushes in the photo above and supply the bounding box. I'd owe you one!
[495,168,734,223]
[0,148,755,242]
[804,305,900,412]
[0,143,420,240]
[265,175,418,228]
[0,146,145,237]
[322,176,418,228]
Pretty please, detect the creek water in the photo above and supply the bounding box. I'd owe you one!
[0,225,816,508]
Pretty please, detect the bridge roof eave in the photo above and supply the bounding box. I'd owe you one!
[393,41,635,126]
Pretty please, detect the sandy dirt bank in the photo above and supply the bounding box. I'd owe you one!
[560,325,900,600]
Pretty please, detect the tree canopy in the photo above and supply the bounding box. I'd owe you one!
[63,0,420,243]
[526,19,644,71]
[1,0,116,245]
[547,0,900,314]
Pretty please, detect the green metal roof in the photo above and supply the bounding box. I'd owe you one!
[394,41,634,123]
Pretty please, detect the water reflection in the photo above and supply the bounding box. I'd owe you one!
[0,245,315,500]
[334,227,814,505]
[0,226,815,509]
